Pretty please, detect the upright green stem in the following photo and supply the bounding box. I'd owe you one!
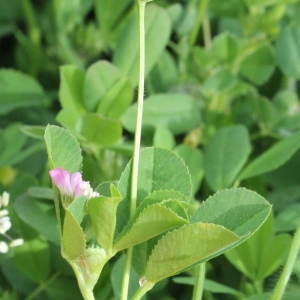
[121,1,147,299]
[189,0,209,46]
[192,263,206,300]
[271,224,300,300]
[20,0,41,76]
[202,14,212,49]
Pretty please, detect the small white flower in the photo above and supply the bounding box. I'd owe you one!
[0,209,9,217]
[0,241,8,253]
[1,192,9,207]
[80,181,100,199]
[0,216,11,234]
[9,239,24,248]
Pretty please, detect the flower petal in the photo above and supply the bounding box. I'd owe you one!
[49,168,73,195]
[71,172,83,198]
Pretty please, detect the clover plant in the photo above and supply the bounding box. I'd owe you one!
[1,0,300,300]
[43,1,273,299]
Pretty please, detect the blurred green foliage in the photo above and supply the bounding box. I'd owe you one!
[1,0,300,299]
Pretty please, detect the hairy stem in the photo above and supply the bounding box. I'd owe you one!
[271,224,300,300]
[121,1,147,299]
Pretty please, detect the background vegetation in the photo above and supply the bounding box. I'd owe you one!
[1,0,300,299]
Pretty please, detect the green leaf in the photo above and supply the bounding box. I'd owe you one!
[144,223,239,283]
[62,209,85,260]
[13,237,50,284]
[46,277,82,300]
[191,188,271,237]
[67,196,87,224]
[211,33,240,63]
[240,43,276,85]
[44,125,82,173]
[147,50,179,93]
[0,124,27,167]
[153,127,175,149]
[27,187,54,200]
[54,0,87,32]
[121,94,201,135]
[20,125,46,140]
[113,4,171,85]
[75,113,122,146]
[88,195,122,251]
[276,23,300,79]
[225,214,291,281]
[204,69,238,92]
[96,77,133,119]
[0,69,47,115]
[275,203,300,232]
[141,190,190,204]
[238,130,300,180]
[204,126,251,191]
[95,0,133,43]
[111,254,143,300]
[83,60,120,112]
[117,147,192,234]
[174,145,204,195]
[56,108,84,132]
[14,195,59,245]
[59,65,85,112]
[114,202,188,251]
[95,181,118,197]
[257,233,291,280]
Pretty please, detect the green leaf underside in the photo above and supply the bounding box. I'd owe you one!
[144,223,239,282]
[68,196,87,224]
[133,190,192,219]
[204,125,251,191]
[239,130,300,180]
[191,188,271,237]
[75,113,122,145]
[88,196,122,251]
[110,184,122,198]
[44,125,82,173]
[138,190,190,210]
[63,210,86,260]
[114,203,188,251]
[116,147,192,234]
